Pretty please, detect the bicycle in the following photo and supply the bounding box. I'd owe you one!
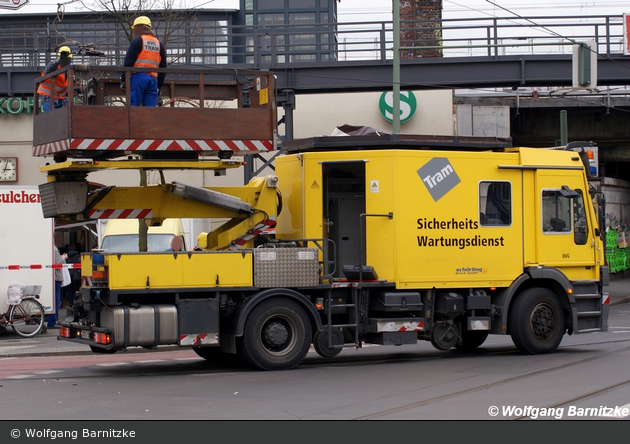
[1,285,45,338]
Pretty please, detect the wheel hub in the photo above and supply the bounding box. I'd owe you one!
[531,303,555,340]
[262,321,289,350]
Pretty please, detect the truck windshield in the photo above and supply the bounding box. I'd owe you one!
[101,234,178,252]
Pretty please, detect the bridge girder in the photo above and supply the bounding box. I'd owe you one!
[4,54,630,97]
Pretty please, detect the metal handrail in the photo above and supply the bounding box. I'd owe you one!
[0,14,626,70]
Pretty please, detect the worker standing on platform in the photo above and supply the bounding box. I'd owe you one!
[37,46,73,113]
[121,16,167,107]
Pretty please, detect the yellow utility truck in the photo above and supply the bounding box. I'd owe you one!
[33,67,608,370]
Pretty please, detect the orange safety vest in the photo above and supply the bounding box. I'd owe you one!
[36,65,68,100]
[133,35,161,78]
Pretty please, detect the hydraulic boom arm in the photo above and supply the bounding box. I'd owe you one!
[39,160,280,250]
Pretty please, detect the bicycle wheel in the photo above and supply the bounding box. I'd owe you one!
[10,298,45,338]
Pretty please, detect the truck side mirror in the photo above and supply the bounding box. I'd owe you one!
[560,185,580,199]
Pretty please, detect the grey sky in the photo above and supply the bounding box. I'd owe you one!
[2,1,630,18]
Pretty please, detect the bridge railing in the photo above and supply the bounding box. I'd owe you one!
[0,14,626,70]
[334,15,626,62]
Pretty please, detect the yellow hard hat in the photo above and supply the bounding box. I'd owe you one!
[131,16,152,29]
[57,46,72,58]
[196,232,208,249]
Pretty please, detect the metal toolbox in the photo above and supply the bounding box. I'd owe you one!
[100,304,178,348]
[253,248,320,287]
[370,291,423,312]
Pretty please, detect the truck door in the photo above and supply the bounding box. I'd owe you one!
[535,170,598,274]
[322,162,366,277]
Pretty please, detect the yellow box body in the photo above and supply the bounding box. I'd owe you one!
[276,147,603,290]
[104,251,253,290]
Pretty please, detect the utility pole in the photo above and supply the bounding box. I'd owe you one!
[393,0,401,134]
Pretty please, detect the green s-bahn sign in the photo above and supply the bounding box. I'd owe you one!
[378,91,418,124]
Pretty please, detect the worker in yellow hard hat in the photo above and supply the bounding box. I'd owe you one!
[121,16,167,107]
[37,46,73,113]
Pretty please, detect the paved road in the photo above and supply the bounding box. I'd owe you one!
[0,304,629,421]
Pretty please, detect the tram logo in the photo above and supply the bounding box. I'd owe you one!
[417,157,461,202]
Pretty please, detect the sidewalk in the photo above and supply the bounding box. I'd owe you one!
[607,270,630,305]
[1,277,629,359]
[0,306,181,358]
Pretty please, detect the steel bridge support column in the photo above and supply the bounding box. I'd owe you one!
[278,89,295,142]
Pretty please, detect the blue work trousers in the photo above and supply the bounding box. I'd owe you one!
[47,280,62,327]
[40,95,68,113]
[130,73,158,107]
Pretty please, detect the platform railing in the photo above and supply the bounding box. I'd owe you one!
[0,14,626,70]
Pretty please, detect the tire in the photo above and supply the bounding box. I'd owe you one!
[509,287,565,354]
[455,329,489,351]
[313,325,344,358]
[193,346,222,360]
[10,298,44,338]
[89,346,118,354]
[236,298,311,371]
[193,347,241,366]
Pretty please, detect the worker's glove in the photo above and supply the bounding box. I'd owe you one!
[120,81,125,92]
[157,98,163,107]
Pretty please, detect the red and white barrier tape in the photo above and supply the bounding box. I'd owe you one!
[0,263,81,270]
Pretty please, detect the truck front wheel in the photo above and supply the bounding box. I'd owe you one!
[509,288,565,354]
[237,298,311,371]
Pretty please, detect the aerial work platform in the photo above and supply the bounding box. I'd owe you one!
[32,66,277,160]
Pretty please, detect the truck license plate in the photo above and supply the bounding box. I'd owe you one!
[81,330,91,339]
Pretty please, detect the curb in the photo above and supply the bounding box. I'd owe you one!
[611,296,630,306]
[0,339,183,359]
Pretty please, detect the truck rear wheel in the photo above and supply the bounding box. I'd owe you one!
[237,298,311,371]
[193,347,240,366]
[456,329,489,351]
[193,347,221,360]
[509,288,565,354]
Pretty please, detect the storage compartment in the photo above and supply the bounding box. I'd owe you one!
[365,331,417,345]
[466,292,491,310]
[254,248,320,287]
[100,304,178,348]
[370,291,423,312]
[435,292,465,318]
[178,298,219,334]
[342,265,378,281]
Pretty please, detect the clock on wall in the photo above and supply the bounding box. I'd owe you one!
[0,157,18,182]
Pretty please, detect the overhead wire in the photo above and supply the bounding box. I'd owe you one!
[290,3,614,92]
[480,0,630,108]
[28,1,630,99]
